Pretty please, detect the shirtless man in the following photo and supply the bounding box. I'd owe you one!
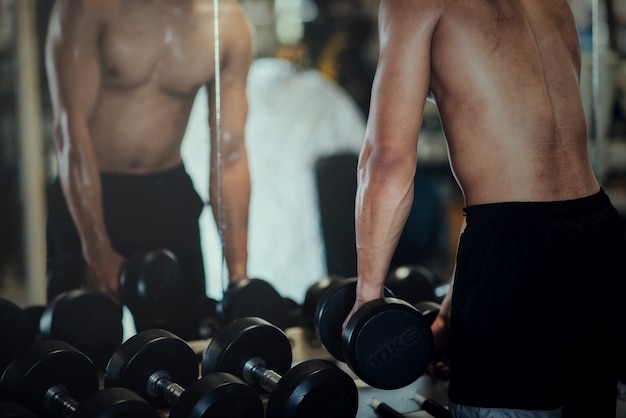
[45,0,253,339]
[346,0,626,416]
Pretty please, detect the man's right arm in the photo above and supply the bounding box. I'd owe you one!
[349,0,442,315]
[207,2,254,285]
[46,0,123,302]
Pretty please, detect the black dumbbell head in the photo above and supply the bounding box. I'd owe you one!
[169,373,264,418]
[314,277,394,361]
[0,299,36,375]
[195,297,221,340]
[343,297,434,389]
[0,340,99,418]
[0,402,37,417]
[104,329,199,410]
[21,305,46,338]
[39,289,123,370]
[120,249,185,319]
[221,278,292,330]
[72,387,160,418]
[202,317,292,393]
[46,254,85,302]
[302,276,341,328]
[413,300,441,326]
[265,359,358,418]
[217,279,289,330]
[386,265,437,305]
[283,297,305,329]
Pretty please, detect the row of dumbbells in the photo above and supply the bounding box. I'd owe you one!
[1,262,450,417]
[0,315,363,418]
[0,306,449,418]
[48,247,448,341]
[48,249,298,338]
[1,248,301,373]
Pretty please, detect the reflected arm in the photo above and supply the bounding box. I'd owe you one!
[46,0,122,301]
[208,5,253,284]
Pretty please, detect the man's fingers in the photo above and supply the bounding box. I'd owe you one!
[434,360,451,380]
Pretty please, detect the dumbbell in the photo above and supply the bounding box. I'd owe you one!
[104,328,264,417]
[202,316,359,418]
[283,297,305,329]
[0,402,37,418]
[0,340,159,418]
[21,305,46,339]
[272,275,345,331]
[217,277,290,330]
[170,277,292,340]
[386,265,449,305]
[193,296,222,339]
[413,301,442,326]
[301,275,343,328]
[39,288,123,370]
[47,249,185,320]
[1,290,121,373]
[0,298,36,375]
[369,393,449,418]
[315,277,434,389]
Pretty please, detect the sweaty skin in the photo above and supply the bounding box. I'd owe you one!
[348,0,599,355]
[46,0,253,303]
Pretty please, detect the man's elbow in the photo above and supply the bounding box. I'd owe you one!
[360,145,416,179]
[220,131,248,168]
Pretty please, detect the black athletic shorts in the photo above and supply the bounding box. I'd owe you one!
[46,164,207,339]
[448,189,626,417]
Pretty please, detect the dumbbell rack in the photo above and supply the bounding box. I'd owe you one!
[187,326,450,418]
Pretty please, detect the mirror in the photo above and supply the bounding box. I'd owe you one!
[1,0,625,340]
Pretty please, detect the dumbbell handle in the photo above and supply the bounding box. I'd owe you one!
[369,393,450,418]
[414,393,449,418]
[148,371,185,406]
[243,357,281,393]
[45,385,80,418]
[370,398,406,418]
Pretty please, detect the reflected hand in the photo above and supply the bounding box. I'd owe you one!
[228,275,248,286]
[84,251,125,305]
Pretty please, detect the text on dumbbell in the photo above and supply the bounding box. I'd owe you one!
[366,327,422,368]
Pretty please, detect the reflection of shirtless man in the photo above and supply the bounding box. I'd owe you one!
[347,0,626,415]
[45,0,253,339]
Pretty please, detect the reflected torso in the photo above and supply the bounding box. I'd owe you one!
[427,0,599,204]
[92,0,219,173]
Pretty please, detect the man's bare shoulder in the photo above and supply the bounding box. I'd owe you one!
[189,0,252,35]
[212,0,254,53]
[51,0,118,23]
[378,0,446,45]
[381,0,446,20]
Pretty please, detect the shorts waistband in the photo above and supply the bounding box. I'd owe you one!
[99,163,188,185]
[462,189,614,223]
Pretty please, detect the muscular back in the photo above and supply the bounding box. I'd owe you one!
[428,0,598,204]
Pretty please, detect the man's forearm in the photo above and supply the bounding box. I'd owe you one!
[211,152,251,283]
[55,124,113,261]
[355,157,415,301]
